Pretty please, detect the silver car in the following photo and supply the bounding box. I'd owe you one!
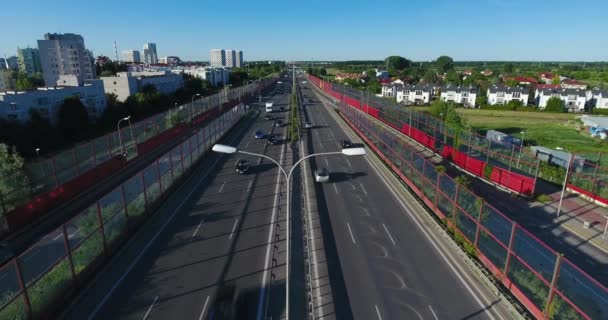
[314,168,330,183]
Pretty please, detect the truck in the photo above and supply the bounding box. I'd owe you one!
[265,102,274,113]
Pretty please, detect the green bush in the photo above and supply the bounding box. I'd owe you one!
[483,164,493,179]
[592,108,608,115]
[536,194,553,203]
[455,175,471,188]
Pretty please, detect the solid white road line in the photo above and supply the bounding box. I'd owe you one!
[87,117,246,320]
[324,158,329,167]
[382,224,396,246]
[359,183,368,195]
[218,182,226,193]
[429,305,439,320]
[142,296,159,320]
[346,223,356,244]
[53,233,63,241]
[229,218,239,240]
[198,295,210,320]
[346,159,353,169]
[333,183,339,194]
[191,218,205,240]
[247,180,253,192]
[375,304,383,320]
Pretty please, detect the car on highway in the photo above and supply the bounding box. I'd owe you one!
[275,119,284,127]
[314,168,330,183]
[267,135,281,145]
[305,121,312,129]
[254,130,265,139]
[235,160,249,175]
[341,139,353,148]
[264,114,273,120]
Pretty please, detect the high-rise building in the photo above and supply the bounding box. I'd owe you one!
[122,50,141,63]
[17,48,42,76]
[6,56,19,70]
[143,43,158,65]
[37,33,96,86]
[225,50,236,68]
[236,50,243,68]
[210,49,226,67]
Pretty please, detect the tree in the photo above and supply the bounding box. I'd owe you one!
[505,79,519,87]
[506,99,524,110]
[15,72,34,90]
[385,56,412,71]
[551,76,561,85]
[503,63,514,74]
[0,143,30,210]
[422,69,437,83]
[435,56,454,73]
[57,96,89,142]
[445,70,461,85]
[544,97,565,113]
[429,100,463,126]
[100,70,114,77]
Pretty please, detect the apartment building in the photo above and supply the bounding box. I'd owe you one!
[181,67,230,87]
[535,87,587,112]
[396,84,434,104]
[210,49,226,67]
[0,74,106,124]
[122,50,141,63]
[211,49,243,68]
[587,90,608,110]
[17,48,42,76]
[38,33,96,86]
[143,43,158,65]
[101,70,184,102]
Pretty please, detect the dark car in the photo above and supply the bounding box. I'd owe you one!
[264,114,273,120]
[267,136,281,145]
[208,282,237,320]
[280,106,285,111]
[254,130,265,139]
[275,120,284,127]
[341,139,352,149]
[235,160,249,175]
[309,98,314,103]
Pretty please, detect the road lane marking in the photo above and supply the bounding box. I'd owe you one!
[198,295,210,320]
[142,296,159,320]
[429,305,439,320]
[247,180,253,192]
[359,183,368,195]
[382,224,396,246]
[191,218,205,240]
[53,233,63,241]
[375,305,383,320]
[324,158,329,167]
[346,159,353,169]
[218,182,226,193]
[245,141,250,148]
[87,117,249,320]
[346,223,356,244]
[229,218,239,240]
[333,183,339,194]
[256,139,287,320]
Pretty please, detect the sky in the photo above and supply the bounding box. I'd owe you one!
[1,0,607,62]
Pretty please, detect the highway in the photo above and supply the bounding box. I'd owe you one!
[62,78,293,320]
[299,78,512,320]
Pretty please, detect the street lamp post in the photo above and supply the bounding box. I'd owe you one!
[191,93,201,122]
[556,147,573,217]
[117,116,131,156]
[517,131,525,169]
[212,144,366,319]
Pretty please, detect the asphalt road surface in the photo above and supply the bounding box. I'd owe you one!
[299,78,510,320]
[62,79,293,320]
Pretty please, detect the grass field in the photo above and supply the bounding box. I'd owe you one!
[456,109,608,153]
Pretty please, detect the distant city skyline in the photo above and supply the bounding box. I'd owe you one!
[1,0,607,62]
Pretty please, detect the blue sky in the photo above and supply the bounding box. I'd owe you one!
[1,0,606,61]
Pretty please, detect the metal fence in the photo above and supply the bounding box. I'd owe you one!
[567,152,608,205]
[337,100,608,320]
[326,82,540,195]
[0,103,247,320]
[0,77,273,227]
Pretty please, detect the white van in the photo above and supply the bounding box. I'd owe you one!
[265,102,274,113]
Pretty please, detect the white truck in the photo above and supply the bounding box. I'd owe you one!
[265,102,274,113]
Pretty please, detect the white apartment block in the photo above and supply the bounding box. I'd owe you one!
[38,33,96,87]
[396,85,434,105]
[487,85,529,105]
[0,75,106,124]
[122,50,141,63]
[182,67,230,87]
[101,70,184,102]
[440,85,478,107]
[587,90,608,110]
[225,50,236,68]
[535,87,587,112]
[381,84,402,98]
[143,43,158,65]
[210,49,226,67]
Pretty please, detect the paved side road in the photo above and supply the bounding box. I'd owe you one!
[61,81,293,320]
[300,80,517,320]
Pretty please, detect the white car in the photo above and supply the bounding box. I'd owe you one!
[305,122,312,129]
[314,168,330,183]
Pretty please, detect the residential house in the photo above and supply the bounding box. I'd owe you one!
[487,85,529,105]
[561,79,587,90]
[481,70,493,76]
[396,84,434,105]
[505,76,538,86]
[381,83,403,98]
[440,85,477,107]
[335,73,364,81]
[586,90,608,110]
[539,72,555,84]
[535,87,587,112]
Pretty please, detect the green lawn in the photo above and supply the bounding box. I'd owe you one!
[456,109,608,154]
